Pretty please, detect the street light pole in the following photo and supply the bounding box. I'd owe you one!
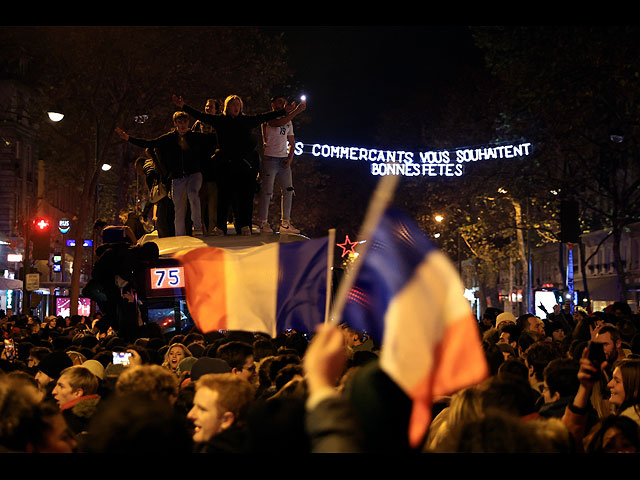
[21,204,31,315]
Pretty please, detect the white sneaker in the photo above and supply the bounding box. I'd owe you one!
[260,221,273,233]
[279,221,300,234]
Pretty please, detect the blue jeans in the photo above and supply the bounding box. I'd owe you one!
[258,156,294,222]
[171,172,203,236]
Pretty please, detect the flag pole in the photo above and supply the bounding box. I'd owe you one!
[325,228,336,323]
[328,174,400,325]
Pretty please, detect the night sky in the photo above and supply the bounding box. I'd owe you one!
[262,26,483,147]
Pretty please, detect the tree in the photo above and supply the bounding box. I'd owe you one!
[472,26,640,301]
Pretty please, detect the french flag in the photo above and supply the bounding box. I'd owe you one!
[176,237,329,337]
[341,208,488,448]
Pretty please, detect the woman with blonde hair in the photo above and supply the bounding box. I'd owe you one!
[162,343,192,375]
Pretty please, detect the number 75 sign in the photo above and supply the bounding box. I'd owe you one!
[150,266,186,289]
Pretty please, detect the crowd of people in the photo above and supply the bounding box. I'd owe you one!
[2,296,640,453]
[114,93,306,239]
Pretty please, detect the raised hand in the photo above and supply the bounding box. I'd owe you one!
[115,127,129,141]
[172,94,185,108]
[303,323,348,392]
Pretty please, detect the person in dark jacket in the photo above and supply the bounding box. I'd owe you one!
[116,111,216,236]
[172,93,303,235]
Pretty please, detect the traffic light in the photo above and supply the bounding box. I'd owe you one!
[31,217,51,260]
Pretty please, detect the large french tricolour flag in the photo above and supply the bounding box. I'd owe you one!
[341,208,488,448]
[175,237,328,337]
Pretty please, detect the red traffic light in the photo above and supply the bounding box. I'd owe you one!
[33,218,51,231]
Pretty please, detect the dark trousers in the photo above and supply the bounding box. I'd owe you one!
[217,169,256,234]
[155,196,175,238]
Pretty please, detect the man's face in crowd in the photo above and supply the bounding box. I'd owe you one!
[52,373,82,407]
[498,331,512,346]
[35,370,54,389]
[271,97,287,111]
[235,355,256,384]
[527,317,546,338]
[205,99,218,114]
[187,387,228,443]
[595,331,620,364]
[174,116,190,135]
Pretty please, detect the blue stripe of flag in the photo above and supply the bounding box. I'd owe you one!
[342,208,437,345]
[276,237,329,335]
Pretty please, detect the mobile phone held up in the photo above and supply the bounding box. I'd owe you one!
[113,351,132,366]
[587,341,606,369]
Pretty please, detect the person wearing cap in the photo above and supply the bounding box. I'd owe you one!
[116,110,216,237]
[495,311,516,329]
[82,359,105,381]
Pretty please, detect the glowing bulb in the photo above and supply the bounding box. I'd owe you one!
[47,111,64,122]
[101,163,112,171]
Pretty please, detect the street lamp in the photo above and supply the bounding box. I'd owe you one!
[47,111,64,122]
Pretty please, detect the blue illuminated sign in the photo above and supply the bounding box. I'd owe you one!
[66,239,93,247]
[58,218,71,234]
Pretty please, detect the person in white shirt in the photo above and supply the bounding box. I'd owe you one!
[258,95,306,234]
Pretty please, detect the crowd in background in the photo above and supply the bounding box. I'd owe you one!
[2,298,640,453]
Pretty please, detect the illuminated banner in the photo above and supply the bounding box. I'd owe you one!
[293,141,533,177]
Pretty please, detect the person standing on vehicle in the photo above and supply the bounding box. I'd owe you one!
[116,111,214,237]
[172,93,303,235]
[257,95,306,234]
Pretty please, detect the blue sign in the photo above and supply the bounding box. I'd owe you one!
[66,239,93,247]
[58,218,71,234]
